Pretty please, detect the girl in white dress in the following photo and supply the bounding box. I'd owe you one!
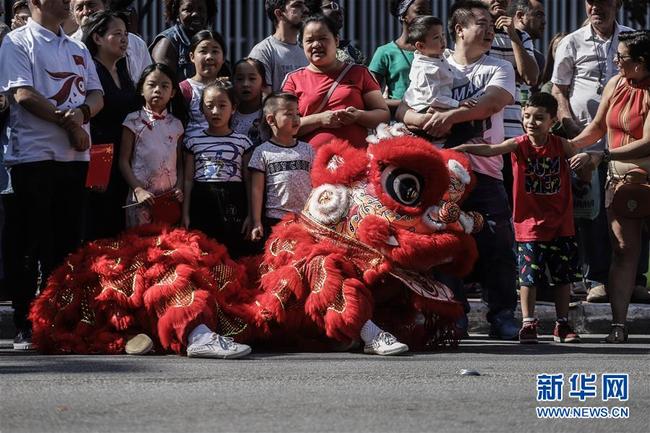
[119,63,186,226]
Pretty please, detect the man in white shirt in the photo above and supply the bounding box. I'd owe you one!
[0,0,104,350]
[551,0,644,301]
[249,0,309,93]
[397,0,520,340]
[552,1,631,144]
[69,0,152,84]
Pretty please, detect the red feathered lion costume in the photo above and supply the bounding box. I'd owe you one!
[30,134,483,354]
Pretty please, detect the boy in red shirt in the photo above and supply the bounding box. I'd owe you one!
[456,92,582,344]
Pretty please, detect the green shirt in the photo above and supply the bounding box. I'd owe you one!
[368,41,414,100]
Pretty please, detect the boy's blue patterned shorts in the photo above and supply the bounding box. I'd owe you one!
[517,237,582,287]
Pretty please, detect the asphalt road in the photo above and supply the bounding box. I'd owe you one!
[1,335,649,433]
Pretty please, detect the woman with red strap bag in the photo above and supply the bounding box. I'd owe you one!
[281,14,390,149]
[569,30,650,343]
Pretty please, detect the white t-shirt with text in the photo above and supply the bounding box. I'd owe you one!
[248,140,314,219]
[445,51,516,180]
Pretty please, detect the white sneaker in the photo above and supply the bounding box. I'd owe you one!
[363,332,409,356]
[13,329,33,351]
[186,334,251,359]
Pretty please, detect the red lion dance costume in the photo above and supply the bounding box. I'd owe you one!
[29,133,483,354]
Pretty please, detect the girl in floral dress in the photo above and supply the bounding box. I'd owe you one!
[119,63,186,226]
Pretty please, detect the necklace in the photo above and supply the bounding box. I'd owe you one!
[591,25,614,96]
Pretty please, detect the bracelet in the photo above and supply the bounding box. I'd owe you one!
[78,103,91,124]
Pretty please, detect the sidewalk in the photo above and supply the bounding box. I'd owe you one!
[2,300,650,338]
[467,299,650,334]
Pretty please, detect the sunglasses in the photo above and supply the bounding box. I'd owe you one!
[615,52,633,62]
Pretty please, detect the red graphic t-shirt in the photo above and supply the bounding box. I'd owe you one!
[511,134,575,242]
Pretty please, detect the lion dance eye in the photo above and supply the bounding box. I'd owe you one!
[380,165,423,206]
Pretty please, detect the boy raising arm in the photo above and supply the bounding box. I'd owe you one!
[457,92,582,344]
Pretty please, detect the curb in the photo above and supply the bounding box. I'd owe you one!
[467,299,650,334]
[0,306,14,339]
[2,301,650,339]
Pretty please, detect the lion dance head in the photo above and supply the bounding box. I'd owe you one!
[253,126,483,350]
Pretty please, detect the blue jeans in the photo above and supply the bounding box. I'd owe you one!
[461,173,518,319]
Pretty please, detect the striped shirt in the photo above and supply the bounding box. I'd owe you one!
[606,77,650,178]
[184,131,253,182]
[489,29,536,139]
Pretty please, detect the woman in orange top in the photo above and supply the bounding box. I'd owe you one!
[570,30,650,343]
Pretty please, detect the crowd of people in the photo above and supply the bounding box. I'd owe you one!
[0,0,649,356]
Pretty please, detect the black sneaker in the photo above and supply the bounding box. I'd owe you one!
[13,328,33,350]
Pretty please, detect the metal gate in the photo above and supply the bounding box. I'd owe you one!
[134,0,648,64]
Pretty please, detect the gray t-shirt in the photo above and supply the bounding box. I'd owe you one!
[248,140,314,219]
[249,35,308,92]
